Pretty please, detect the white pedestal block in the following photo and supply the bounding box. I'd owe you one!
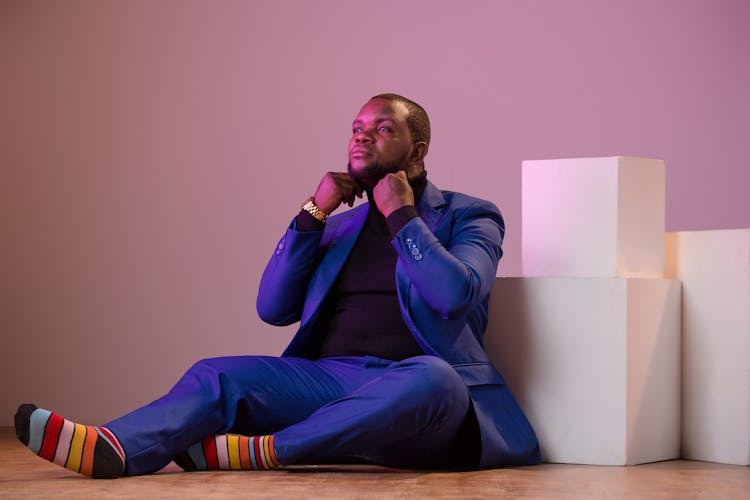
[665,229,750,465]
[522,157,665,278]
[484,277,681,465]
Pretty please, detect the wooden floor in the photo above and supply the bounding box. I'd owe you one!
[1,428,748,499]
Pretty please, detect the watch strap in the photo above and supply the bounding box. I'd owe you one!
[300,197,329,222]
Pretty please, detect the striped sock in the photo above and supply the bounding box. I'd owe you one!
[174,434,281,471]
[14,404,125,479]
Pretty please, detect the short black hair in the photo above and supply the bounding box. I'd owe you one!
[370,93,431,146]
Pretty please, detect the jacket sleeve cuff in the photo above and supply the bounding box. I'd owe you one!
[295,210,325,232]
[387,205,419,238]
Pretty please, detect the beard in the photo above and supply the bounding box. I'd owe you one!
[348,161,384,182]
[347,160,403,188]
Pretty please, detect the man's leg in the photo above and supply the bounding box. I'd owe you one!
[274,355,472,469]
[16,354,472,476]
[179,355,472,471]
[16,356,363,477]
[108,355,371,475]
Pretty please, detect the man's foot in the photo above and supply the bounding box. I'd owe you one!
[14,404,125,478]
[174,434,280,471]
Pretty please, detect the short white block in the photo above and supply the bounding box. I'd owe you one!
[485,277,681,465]
[522,156,665,278]
[665,229,750,465]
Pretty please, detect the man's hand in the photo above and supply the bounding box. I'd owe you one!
[312,172,364,215]
[373,171,415,218]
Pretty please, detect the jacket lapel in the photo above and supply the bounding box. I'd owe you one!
[301,203,369,324]
[416,181,447,235]
[417,181,448,239]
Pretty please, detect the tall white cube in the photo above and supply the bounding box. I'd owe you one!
[665,229,750,465]
[522,157,665,278]
[485,277,681,465]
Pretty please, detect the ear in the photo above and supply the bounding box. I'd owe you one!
[409,141,429,165]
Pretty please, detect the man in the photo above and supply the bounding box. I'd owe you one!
[15,94,540,478]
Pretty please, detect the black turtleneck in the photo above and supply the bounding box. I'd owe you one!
[295,173,427,360]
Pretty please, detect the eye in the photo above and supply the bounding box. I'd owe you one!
[352,127,363,134]
[377,126,392,133]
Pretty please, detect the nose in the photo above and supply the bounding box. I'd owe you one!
[354,129,374,143]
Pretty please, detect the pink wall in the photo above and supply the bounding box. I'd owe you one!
[2,0,749,424]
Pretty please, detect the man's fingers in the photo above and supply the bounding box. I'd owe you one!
[317,171,366,212]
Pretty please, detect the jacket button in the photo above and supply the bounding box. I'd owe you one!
[411,247,420,256]
[414,253,423,261]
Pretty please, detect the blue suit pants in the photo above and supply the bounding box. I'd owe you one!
[105,355,472,476]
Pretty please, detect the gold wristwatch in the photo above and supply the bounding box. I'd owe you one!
[301,196,329,222]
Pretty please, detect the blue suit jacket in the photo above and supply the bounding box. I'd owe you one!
[257,181,540,468]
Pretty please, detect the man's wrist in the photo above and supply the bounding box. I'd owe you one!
[301,196,329,222]
[296,210,325,232]
[386,205,419,238]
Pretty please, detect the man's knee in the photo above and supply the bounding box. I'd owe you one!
[393,355,467,404]
[185,357,224,376]
[182,356,256,385]
[186,355,266,375]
